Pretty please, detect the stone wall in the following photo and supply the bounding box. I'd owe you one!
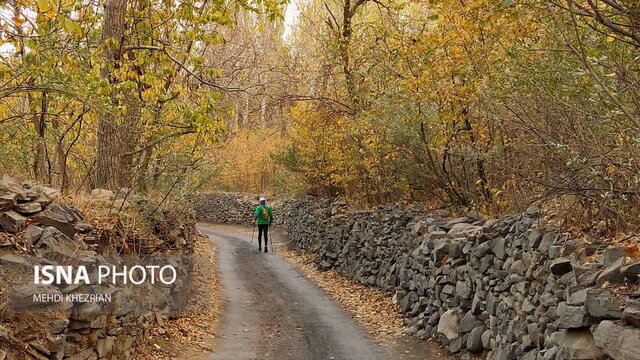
[193,192,286,226]
[0,176,197,360]
[285,198,640,360]
[194,193,640,360]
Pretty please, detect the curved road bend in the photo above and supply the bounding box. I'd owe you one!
[198,223,448,360]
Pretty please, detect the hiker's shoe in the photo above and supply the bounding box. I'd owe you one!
[264,248,268,253]
[258,247,262,252]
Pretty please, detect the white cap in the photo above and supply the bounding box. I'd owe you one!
[259,197,266,202]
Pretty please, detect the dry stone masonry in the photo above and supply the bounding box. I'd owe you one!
[0,176,197,359]
[195,193,640,360]
[193,192,286,226]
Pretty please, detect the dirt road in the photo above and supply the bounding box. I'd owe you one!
[198,223,447,360]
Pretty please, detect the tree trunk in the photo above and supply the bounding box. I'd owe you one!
[96,0,127,189]
[31,91,48,182]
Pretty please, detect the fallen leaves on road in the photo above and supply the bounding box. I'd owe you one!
[278,247,404,344]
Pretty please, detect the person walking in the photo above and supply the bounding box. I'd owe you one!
[254,197,273,253]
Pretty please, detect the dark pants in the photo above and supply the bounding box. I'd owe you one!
[258,224,269,249]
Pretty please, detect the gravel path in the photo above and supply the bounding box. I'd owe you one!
[198,223,448,360]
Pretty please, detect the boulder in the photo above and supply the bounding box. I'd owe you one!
[596,257,625,286]
[493,237,506,259]
[433,240,450,263]
[603,247,626,267]
[35,226,84,257]
[9,284,63,310]
[72,302,101,322]
[550,258,572,276]
[48,319,69,334]
[0,194,16,211]
[623,300,640,327]
[557,302,590,328]
[22,224,44,246]
[96,336,116,357]
[90,188,114,202]
[442,217,470,230]
[448,223,482,238]
[0,210,27,233]
[467,326,485,353]
[33,204,82,238]
[585,289,623,319]
[0,254,34,269]
[458,311,480,333]
[561,329,606,360]
[593,320,640,360]
[0,174,31,201]
[437,308,460,341]
[16,201,42,214]
[621,262,640,280]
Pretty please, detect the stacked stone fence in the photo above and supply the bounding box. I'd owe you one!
[194,193,640,360]
[193,192,287,226]
[0,176,196,359]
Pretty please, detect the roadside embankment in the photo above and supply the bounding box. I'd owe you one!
[0,175,199,359]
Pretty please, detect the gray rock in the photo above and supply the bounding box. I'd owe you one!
[481,329,492,350]
[72,302,101,322]
[0,253,34,269]
[96,336,116,357]
[433,240,450,263]
[567,287,588,306]
[35,226,84,257]
[0,194,16,211]
[548,245,562,259]
[90,188,114,201]
[448,223,482,238]
[585,289,623,319]
[561,329,605,360]
[593,320,640,360]
[0,175,31,201]
[442,217,470,230]
[603,247,626,267]
[623,299,640,327]
[437,308,460,341]
[596,257,625,286]
[0,210,26,233]
[467,326,485,353]
[621,262,640,278]
[550,258,572,276]
[493,237,506,259]
[510,259,528,275]
[459,311,479,333]
[557,302,590,328]
[33,204,82,238]
[67,348,95,360]
[449,336,463,352]
[28,340,50,355]
[16,201,42,214]
[527,229,542,249]
[9,284,64,310]
[456,281,472,299]
[22,224,44,246]
[466,210,484,221]
[49,319,69,334]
